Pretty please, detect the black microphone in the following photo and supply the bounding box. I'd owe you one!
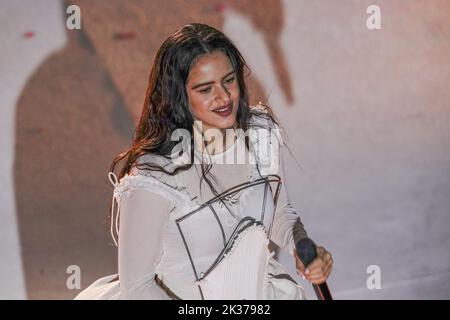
[295,237,333,300]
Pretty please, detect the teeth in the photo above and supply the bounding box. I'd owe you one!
[215,105,231,112]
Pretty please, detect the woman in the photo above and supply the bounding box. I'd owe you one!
[75,23,332,300]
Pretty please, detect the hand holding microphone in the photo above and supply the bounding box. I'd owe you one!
[294,238,333,300]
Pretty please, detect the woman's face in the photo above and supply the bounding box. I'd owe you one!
[185,51,240,132]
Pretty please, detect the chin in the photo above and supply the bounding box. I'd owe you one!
[213,116,237,129]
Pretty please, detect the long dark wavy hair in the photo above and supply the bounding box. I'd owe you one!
[109,23,281,194]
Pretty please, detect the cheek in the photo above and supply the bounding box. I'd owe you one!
[231,83,240,100]
[188,93,211,117]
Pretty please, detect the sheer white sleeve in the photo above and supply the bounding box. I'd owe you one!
[248,107,308,257]
[270,143,308,257]
[110,173,172,300]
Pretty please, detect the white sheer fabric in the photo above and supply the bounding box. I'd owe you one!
[74,107,308,300]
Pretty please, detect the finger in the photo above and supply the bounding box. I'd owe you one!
[303,252,331,279]
[305,259,327,276]
[295,261,305,271]
[307,261,331,279]
[311,277,328,285]
[308,258,332,283]
[294,254,306,270]
[316,246,325,255]
[317,247,329,258]
[305,267,324,278]
[308,273,327,284]
[312,264,332,283]
[324,262,333,277]
[322,256,332,269]
[305,270,321,281]
[297,270,307,280]
[328,255,333,266]
[321,253,332,271]
[308,269,329,282]
[305,258,323,274]
[294,258,306,274]
[305,269,325,281]
[306,270,325,280]
[318,259,331,273]
[317,246,331,259]
[296,267,310,280]
[320,264,331,280]
[295,260,306,273]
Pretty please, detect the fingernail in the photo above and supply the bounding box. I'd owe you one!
[305,268,310,274]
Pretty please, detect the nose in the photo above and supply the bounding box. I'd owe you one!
[216,83,231,105]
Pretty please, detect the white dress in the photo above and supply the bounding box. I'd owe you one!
[75,108,308,300]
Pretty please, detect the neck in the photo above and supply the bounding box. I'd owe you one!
[193,122,237,156]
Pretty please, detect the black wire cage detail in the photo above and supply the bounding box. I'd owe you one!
[175,174,282,300]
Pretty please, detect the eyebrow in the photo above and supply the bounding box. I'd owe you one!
[190,70,235,90]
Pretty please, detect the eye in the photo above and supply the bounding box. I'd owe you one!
[199,87,211,94]
[225,77,235,84]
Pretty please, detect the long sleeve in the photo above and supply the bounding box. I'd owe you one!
[117,184,172,299]
[269,142,308,256]
[248,106,308,257]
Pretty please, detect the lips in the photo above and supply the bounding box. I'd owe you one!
[212,102,233,116]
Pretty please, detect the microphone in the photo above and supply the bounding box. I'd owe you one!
[295,238,333,300]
